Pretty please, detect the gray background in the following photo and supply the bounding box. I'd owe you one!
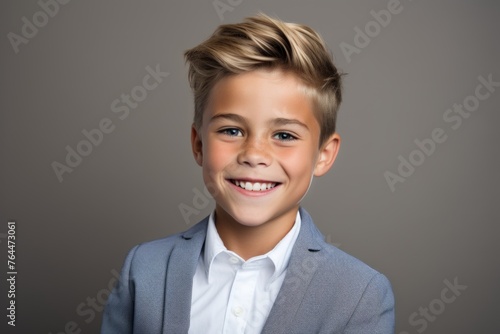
[1,0,499,333]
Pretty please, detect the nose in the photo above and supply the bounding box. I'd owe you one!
[237,136,272,167]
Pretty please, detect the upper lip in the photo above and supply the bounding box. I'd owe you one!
[227,177,281,184]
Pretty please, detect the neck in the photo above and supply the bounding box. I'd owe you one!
[214,206,298,260]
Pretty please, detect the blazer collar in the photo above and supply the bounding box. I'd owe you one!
[261,207,327,334]
[162,217,209,333]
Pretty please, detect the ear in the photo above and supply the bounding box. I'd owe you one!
[191,124,203,166]
[314,132,341,177]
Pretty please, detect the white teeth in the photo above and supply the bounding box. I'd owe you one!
[232,180,277,191]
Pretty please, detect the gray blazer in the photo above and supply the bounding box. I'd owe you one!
[101,207,395,333]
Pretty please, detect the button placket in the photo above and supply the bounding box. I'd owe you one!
[223,266,256,334]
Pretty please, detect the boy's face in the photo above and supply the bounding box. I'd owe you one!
[191,68,340,229]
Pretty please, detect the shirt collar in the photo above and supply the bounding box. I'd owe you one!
[203,210,302,285]
[203,211,228,281]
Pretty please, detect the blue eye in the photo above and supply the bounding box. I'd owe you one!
[219,128,243,137]
[274,132,297,141]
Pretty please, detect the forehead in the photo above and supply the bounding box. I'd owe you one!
[205,68,319,125]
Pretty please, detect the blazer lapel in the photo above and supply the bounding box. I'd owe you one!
[261,208,326,334]
[162,218,208,334]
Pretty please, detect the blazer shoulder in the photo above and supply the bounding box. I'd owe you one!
[318,245,395,333]
[299,207,387,283]
[320,242,382,279]
[126,217,208,268]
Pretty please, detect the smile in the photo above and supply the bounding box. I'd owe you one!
[229,179,279,192]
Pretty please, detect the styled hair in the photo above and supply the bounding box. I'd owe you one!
[184,13,344,146]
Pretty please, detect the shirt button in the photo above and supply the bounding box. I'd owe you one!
[233,306,244,317]
[229,256,239,264]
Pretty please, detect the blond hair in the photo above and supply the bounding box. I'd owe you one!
[184,13,344,146]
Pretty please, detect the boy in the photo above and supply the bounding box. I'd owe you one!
[102,13,395,334]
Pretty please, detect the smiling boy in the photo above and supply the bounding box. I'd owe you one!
[102,14,395,334]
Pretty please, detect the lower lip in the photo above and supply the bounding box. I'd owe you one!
[227,180,280,197]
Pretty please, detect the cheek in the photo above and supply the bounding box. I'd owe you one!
[203,141,235,173]
[280,151,314,184]
[279,147,317,175]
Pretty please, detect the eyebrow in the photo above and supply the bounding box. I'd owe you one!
[209,113,247,125]
[272,117,310,131]
[209,113,310,131]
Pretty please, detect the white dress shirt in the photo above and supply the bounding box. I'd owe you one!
[188,211,301,334]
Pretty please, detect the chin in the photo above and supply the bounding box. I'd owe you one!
[229,210,272,227]
[223,204,294,229]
